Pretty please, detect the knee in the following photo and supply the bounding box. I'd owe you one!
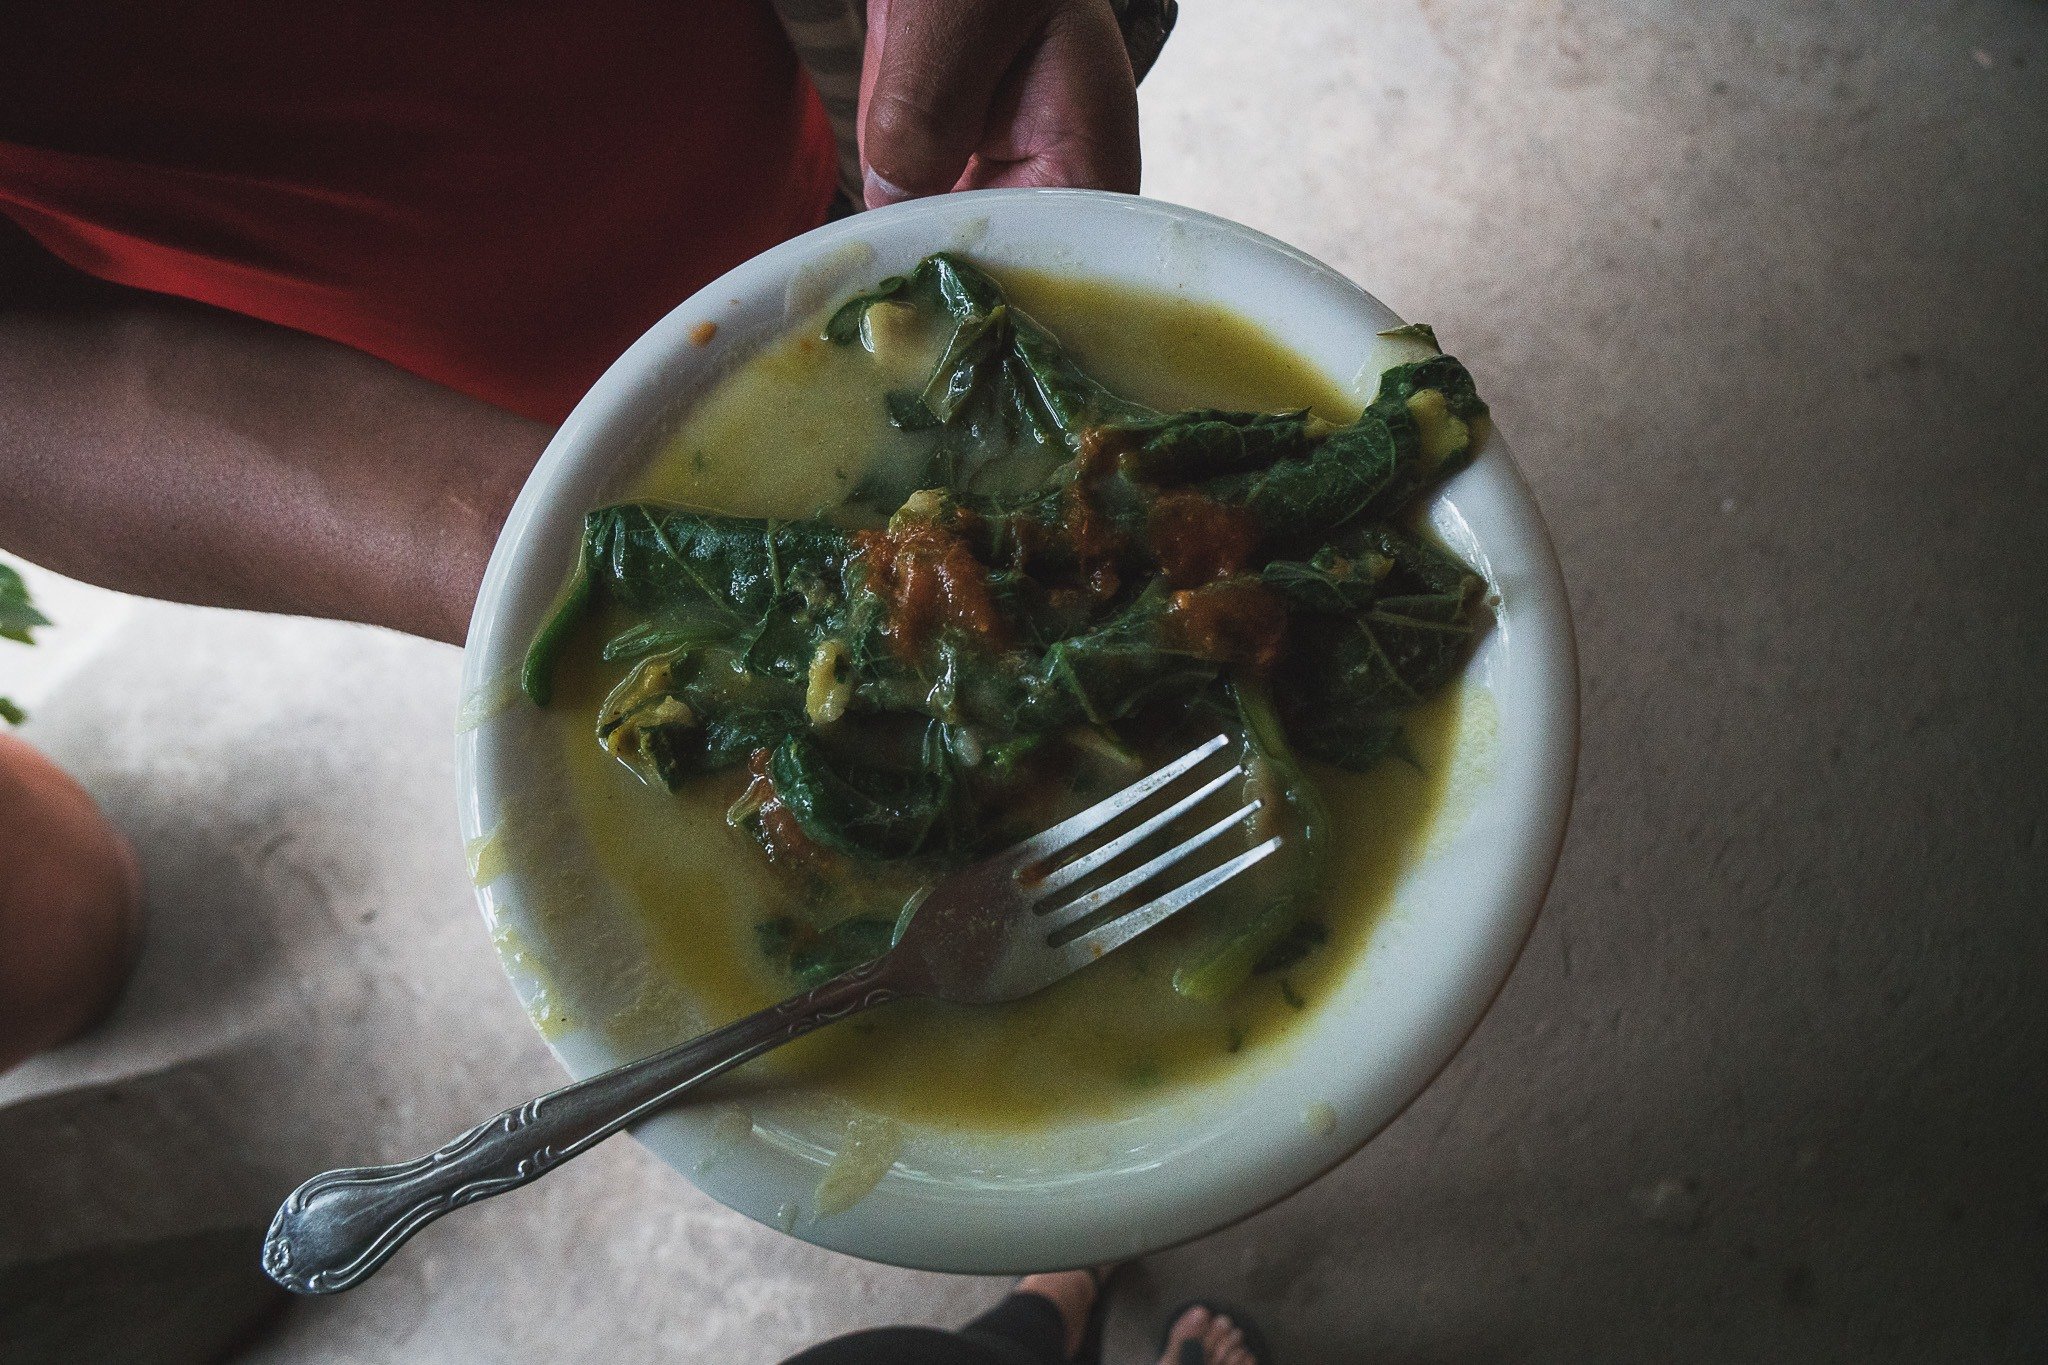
[0,732,142,1072]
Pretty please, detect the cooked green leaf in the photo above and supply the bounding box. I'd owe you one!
[1117,409,1322,484]
[536,254,1494,1001]
[1377,321,1440,350]
[1018,585,1218,730]
[1275,530,1479,772]
[1206,408,1404,542]
[756,915,898,987]
[769,724,969,860]
[1173,679,1329,1002]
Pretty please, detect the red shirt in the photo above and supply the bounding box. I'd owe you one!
[0,3,838,422]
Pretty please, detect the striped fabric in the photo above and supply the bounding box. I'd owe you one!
[765,0,1179,204]
[764,0,867,199]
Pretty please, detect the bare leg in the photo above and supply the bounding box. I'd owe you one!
[1013,1268,1109,1359]
[0,733,142,1071]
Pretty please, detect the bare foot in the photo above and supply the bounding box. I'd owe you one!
[1015,1266,1113,1359]
[1160,1304,1258,1365]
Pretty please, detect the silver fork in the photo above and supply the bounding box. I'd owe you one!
[263,733,1278,1294]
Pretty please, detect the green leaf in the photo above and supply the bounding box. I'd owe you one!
[1377,321,1440,350]
[1261,549,1384,614]
[1275,530,1480,773]
[1372,354,1487,422]
[1116,409,1322,485]
[0,697,24,726]
[1253,918,1329,975]
[769,724,969,860]
[793,918,897,985]
[0,562,51,646]
[884,389,943,431]
[1362,354,1490,500]
[1006,312,1156,440]
[821,272,912,345]
[585,505,852,630]
[522,556,593,707]
[1018,585,1220,730]
[1174,901,1296,1004]
[598,618,729,664]
[1201,409,1407,544]
[1172,679,1328,1003]
[917,302,1011,425]
[756,915,898,987]
[607,698,797,790]
[834,253,1155,452]
[522,504,857,708]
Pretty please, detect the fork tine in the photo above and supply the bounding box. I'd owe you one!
[1030,764,1244,902]
[1046,835,1285,972]
[999,734,1232,868]
[1041,798,1265,934]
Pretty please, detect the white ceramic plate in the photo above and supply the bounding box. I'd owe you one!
[457,189,1577,1272]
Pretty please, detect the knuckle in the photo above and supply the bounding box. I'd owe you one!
[864,89,973,183]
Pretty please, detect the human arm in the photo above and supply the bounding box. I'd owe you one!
[0,241,547,645]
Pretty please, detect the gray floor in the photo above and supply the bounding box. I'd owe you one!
[4,0,2045,1361]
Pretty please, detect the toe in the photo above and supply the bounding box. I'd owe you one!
[1204,1314,1237,1351]
[1160,1306,1213,1363]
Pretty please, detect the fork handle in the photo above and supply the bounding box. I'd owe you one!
[261,957,900,1294]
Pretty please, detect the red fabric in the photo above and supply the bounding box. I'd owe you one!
[0,3,838,422]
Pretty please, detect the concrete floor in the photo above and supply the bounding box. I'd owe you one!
[4,0,2045,1360]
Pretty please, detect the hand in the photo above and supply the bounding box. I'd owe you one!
[859,0,1141,209]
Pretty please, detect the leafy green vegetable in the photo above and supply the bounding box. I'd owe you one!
[1117,409,1324,484]
[1253,919,1330,975]
[531,254,1493,995]
[1377,321,1440,350]
[768,724,971,860]
[525,505,858,713]
[1205,408,1403,541]
[1275,529,1481,772]
[1172,678,1328,1003]
[756,915,899,987]
[1018,584,1219,730]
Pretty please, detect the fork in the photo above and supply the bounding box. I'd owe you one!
[262,733,1278,1294]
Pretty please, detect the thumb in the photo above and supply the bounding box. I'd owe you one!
[860,0,1047,207]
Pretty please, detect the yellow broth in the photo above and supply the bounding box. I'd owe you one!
[542,269,1465,1130]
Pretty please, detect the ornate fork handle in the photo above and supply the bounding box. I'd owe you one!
[262,958,899,1294]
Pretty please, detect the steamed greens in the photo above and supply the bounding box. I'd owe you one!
[526,254,1487,999]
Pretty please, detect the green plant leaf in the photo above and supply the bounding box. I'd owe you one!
[0,562,51,646]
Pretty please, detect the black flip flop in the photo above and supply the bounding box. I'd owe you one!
[1156,1300,1274,1365]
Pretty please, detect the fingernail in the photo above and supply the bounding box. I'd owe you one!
[864,168,911,207]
